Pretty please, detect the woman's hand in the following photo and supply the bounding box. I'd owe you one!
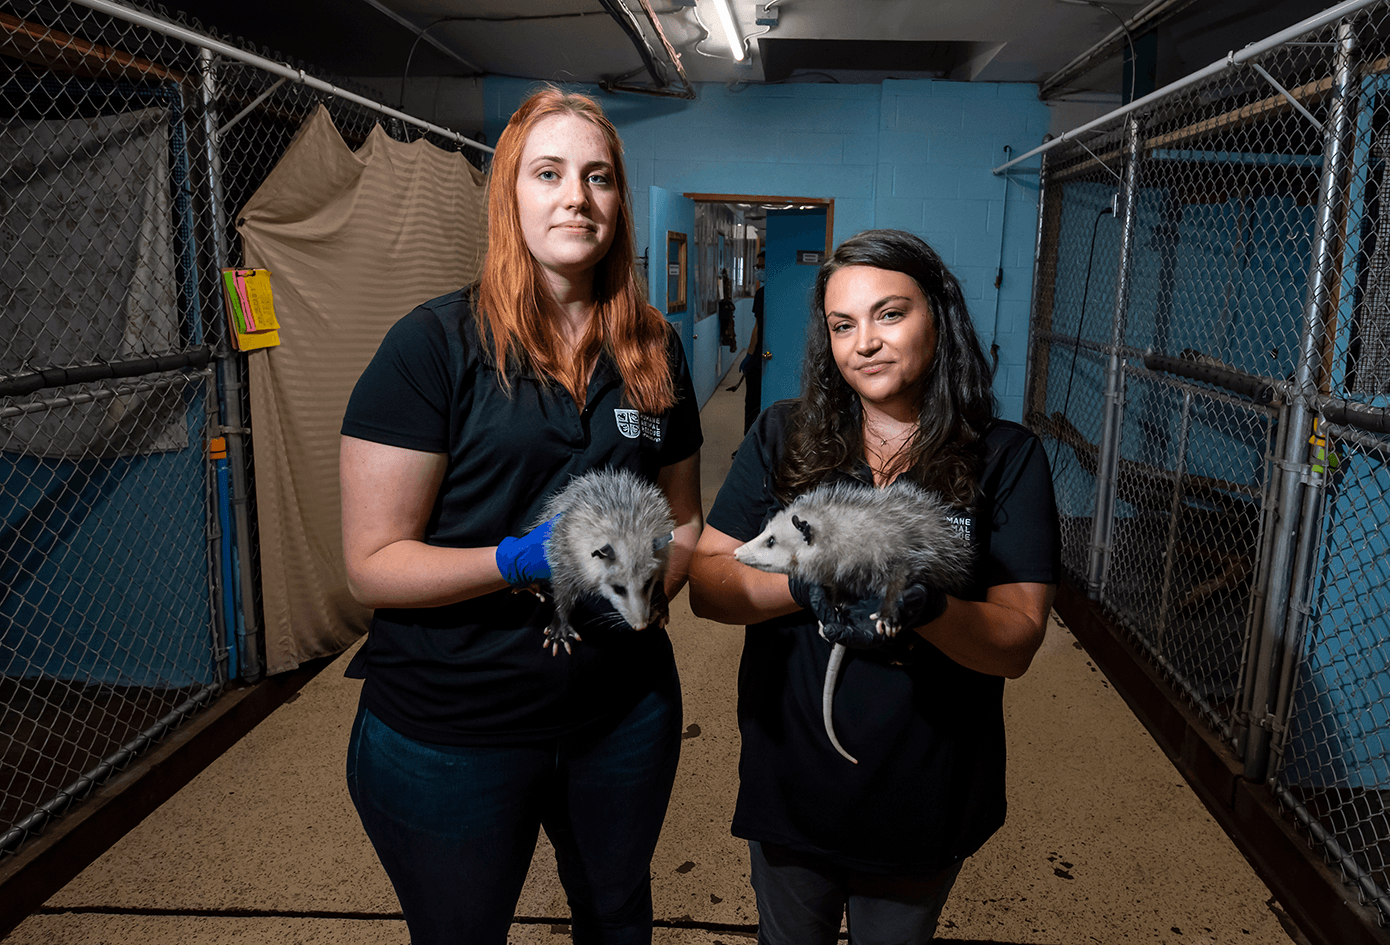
[340,436,509,609]
[495,515,557,586]
[797,581,947,648]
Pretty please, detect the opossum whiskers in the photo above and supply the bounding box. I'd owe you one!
[537,468,675,655]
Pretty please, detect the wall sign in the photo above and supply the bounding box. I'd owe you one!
[666,231,687,312]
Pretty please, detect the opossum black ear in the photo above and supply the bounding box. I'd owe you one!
[792,515,814,544]
[591,543,614,560]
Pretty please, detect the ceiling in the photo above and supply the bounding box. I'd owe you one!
[139,1,1340,247]
[164,0,1335,105]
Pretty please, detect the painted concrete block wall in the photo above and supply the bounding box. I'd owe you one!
[686,299,752,406]
[485,78,1048,422]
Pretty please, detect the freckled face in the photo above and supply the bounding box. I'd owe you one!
[515,112,620,290]
[824,265,938,416]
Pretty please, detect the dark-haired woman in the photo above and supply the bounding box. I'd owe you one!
[689,229,1058,944]
[339,87,703,944]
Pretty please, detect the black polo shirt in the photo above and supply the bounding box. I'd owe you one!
[341,288,703,745]
[707,401,1059,873]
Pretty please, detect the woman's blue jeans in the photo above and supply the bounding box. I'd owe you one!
[345,677,681,945]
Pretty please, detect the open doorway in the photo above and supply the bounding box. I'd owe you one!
[683,194,834,417]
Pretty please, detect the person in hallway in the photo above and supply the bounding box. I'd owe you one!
[719,267,738,351]
[743,249,765,433]
[688,229,1059,944]
[338,86,703,945]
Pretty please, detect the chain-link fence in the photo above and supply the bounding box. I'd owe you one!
[1023,0,1390,925]
[1,0,484,858]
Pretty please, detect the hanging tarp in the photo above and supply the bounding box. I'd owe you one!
[0,105,186,458]
[237,105,487,674]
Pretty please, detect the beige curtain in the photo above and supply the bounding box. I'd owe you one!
[238,105,487,674]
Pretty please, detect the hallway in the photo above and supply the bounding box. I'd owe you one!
[6,362,1300,945]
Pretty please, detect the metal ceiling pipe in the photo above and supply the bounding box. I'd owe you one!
[599,0,669,88]
[355,0,482,74]
[597,0,697,99]
[1039,0,1200,101]
[993,0,1382,175]
[65,0,494,154]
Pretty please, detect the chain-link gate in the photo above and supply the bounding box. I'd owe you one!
[1019,0,1390,925]
[1,0,486,859]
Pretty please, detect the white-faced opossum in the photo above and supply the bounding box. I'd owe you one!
[734,479,972,763]
[536,468,676,655]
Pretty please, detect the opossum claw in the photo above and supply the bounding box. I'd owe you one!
[873,616,902,637]
[543,622,580,656]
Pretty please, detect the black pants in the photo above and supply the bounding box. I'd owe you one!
[748,841,962,945]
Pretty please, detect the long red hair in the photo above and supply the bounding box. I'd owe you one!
[476,86,675,413]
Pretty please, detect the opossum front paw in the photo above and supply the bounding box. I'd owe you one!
[871,614,902,637]
[646,593,671,631]
[542,621,581,656]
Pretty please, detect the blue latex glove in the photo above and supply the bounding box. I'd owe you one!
[495,515,557,586]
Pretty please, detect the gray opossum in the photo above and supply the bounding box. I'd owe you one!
[734,479,972,763]
[536,468,676,656]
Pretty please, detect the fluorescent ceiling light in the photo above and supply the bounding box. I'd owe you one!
[712,0,745,61]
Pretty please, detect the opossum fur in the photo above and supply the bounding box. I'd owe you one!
[734,479,972,763]
[536,468,676,655]
[736,479,971,626]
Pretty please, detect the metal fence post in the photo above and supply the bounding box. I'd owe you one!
[1022,149,1050,419]
[1086,118,1143,599]
[1242,20,1358,782]
[1155,389,1195,638]
[198,46,264,683]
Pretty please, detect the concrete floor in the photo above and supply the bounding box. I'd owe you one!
[7,363,1302,944]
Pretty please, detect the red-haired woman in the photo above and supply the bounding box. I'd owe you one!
[340,87,703,944]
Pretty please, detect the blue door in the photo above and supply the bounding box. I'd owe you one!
[648,186,702,397]
[761,207,828,408]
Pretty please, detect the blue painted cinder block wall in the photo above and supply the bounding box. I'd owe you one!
[485,78,1048,422]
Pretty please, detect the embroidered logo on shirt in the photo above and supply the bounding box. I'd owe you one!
[946,512,976,546]
[614,408,663,445]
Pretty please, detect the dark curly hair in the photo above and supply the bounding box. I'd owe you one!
[775,229,996,507]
